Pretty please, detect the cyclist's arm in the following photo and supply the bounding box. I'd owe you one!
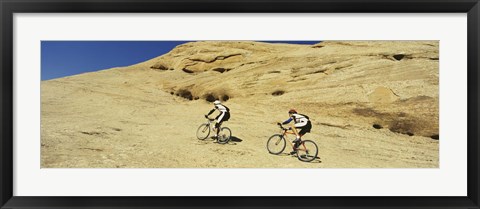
[282,117,293,125]
[207,109,216,116]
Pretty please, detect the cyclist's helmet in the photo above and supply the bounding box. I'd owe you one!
[288,109,297,114]
[213,100,221,105]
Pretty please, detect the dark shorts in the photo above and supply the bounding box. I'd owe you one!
[215,112,230,128]
[216,112,230,122]
[298,121,312,136]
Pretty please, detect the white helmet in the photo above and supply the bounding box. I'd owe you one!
[213,100,221,105]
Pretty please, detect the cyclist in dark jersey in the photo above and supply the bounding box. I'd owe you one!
[206,100,230,138]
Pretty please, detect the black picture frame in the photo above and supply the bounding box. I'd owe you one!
[1,0,479,208]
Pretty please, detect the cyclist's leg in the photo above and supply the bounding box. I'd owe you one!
[290,124,300,138]
[294,126,309,149]
[215,121,223,136]
[215,112,225,136]
[296,121,311,148]
[212,113,222,135]
[284,124,298,151]
[298,128,308,139]
[299,121,311,139]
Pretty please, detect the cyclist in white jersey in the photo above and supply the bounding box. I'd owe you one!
[278,109,312,154]
[205,100,230,138]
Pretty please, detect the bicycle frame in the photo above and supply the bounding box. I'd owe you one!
[205,116,222,132]
[205,117,215,131]
[200,116,231,144]
[278,124,308,151]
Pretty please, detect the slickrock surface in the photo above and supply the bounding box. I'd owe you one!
[41,41,439,168]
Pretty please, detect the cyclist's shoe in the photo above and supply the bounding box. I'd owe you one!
[289,150,297,155]
[293,139,301,149]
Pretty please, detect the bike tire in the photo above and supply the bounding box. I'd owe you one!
[217,127,232,144]
[296,140,318,162]
[196,123,210,140]
[266,134,286,155]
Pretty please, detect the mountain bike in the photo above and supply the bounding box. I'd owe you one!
[196,115,232,144]
[267,123,318,162]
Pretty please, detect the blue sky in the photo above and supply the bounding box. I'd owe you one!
[41,41,319,80]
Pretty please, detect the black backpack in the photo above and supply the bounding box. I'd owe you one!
[298,114,309,120]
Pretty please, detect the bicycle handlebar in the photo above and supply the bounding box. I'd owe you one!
[205,115,215,121]
[277,123,289,131]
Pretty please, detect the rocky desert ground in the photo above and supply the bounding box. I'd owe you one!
[41,41,439,168]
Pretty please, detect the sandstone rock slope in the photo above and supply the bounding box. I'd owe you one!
[41,41,439,168]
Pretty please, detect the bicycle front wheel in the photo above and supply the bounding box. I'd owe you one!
[266,134,286,155]
[196,123,210,140]
[217,127,232,144]
[296,140,318,162]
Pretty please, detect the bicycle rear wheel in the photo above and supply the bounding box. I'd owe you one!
[296,140,318,162]
[196,123,210,140]
[266,134,286,155]
[217,127,232,144]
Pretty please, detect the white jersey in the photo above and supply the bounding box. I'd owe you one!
[215,104,229,113]
[292,113,308,127]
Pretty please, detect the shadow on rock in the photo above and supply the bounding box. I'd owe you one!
[308,157,322,164]
[290,154,322,163]
[272,153,323,163]
[230,136,243,142]
[223,136,243,145]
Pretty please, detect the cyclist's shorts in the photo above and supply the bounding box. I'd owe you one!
[216,112,230,122]
[298,121,312,135]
